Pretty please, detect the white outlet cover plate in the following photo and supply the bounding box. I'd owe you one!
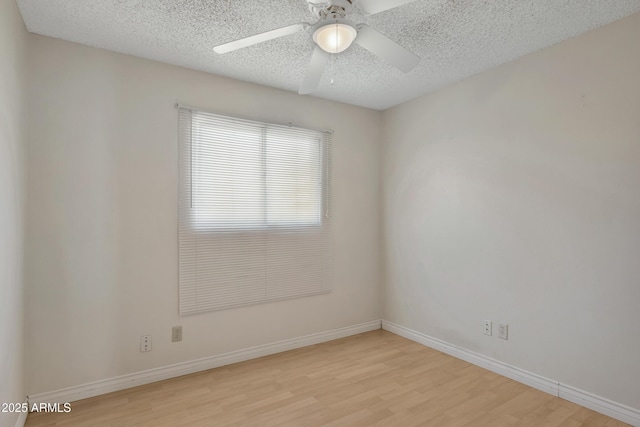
[498,324,508,340]
[483,320,492,336]
[140,335,152,352]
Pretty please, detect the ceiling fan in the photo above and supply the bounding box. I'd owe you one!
[213,0,421,95]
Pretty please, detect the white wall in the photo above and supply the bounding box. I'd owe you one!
[25,35,382,395]
[382,12,640,409]
[0,1,28,426]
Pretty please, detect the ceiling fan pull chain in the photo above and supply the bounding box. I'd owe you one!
[329,51,334,85]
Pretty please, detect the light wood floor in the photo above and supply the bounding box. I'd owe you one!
[26,330,628,427]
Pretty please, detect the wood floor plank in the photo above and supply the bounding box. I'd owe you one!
[25,330,630,426]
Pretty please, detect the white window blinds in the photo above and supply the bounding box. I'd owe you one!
[178,107,332,315]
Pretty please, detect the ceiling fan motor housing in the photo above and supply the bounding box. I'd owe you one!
[308,0,354,19]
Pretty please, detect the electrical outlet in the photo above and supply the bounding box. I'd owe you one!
[172,326,182,342]
[498,324,508,340]
[140,335,152,352]
[483,320,492,336]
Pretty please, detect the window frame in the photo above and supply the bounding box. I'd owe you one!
[187,112,328,231]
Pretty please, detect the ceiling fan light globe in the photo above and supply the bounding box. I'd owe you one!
[313,23,357,53]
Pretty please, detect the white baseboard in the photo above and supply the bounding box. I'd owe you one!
[382,320,640,427]
[28,320,382,406]
[559,384,640,427]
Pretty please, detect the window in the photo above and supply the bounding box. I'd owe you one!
[178,107,332,315]
[190,113,323,228]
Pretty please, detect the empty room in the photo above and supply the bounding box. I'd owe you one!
[1,0,639,426]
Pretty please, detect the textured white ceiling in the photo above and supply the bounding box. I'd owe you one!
[16,0,640,110]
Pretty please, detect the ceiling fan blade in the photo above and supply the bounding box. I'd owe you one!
[355,24,419,72]
[299,45,330,95]
[214,23,309,54]
[358,0,420,15]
